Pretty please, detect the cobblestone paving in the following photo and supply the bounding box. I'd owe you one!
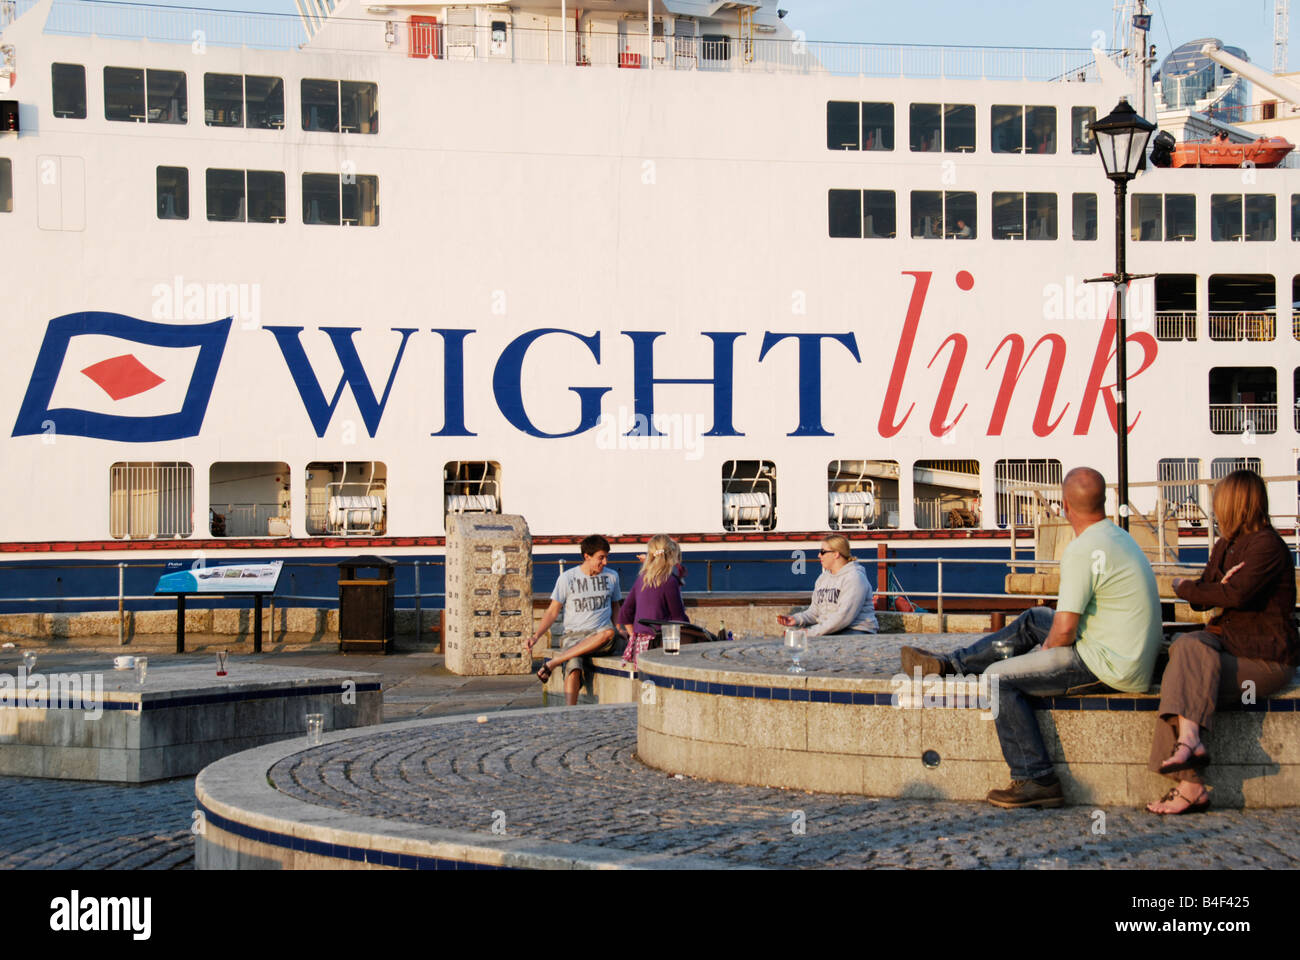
[674,633,984,676]
[0,776,195,869]
[270,707,1300,869]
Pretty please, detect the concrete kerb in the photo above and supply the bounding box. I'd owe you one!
[195,705,748,870]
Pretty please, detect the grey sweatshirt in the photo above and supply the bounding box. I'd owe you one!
[790,561,878,637]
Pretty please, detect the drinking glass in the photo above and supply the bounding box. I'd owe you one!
[216,650,229,677]
[992,638,1016,660]
[306,713,324,746]
[135,656,148,686]
[785,628,808,674]
[662,623,681,655]
[22,651,36,673]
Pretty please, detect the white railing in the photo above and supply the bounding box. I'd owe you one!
[1295,403,1300,432]
[38,0,1106,81]
[1154,311,1196,341]
[914,498,981,530]
[1208,404,1278,435]
[1207,312,1276,342]
[109,462,192,539]
[211,502,282,537]
[1293,310,1300,341]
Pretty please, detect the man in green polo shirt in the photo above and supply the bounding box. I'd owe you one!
[900,466,1162,808]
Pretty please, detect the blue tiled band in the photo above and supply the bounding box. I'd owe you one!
[197,800,511,871]
[636,670,1297,712]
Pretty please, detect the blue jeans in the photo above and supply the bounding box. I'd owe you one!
[950,607,1101,781]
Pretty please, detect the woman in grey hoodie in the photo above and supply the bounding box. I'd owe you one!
[777,535,878,637]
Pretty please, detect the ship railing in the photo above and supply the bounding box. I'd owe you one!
[1153,311,1196,341]
[6,550,1298,646]
[1208,403,1278,435]
[1295,402,1300,433]
[209,502,285,538]
[1293,309,1300,341]
[32,0,1106,82]
[1207,311,1276,342]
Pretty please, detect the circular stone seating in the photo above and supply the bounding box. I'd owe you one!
[633,635,1300,808]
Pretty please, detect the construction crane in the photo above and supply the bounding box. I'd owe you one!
[1277,0,1290,74]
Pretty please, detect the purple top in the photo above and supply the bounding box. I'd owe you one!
[618,573,687,636]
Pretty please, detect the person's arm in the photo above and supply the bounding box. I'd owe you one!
[1041,610,1081,649]
[617,582,638,628]
[806,572,866,637]
[528,599,562,651]
[1175,535,1285,610]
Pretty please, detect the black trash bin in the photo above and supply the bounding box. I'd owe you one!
[338,555,396,653]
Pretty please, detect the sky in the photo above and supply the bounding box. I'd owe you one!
[141,0,1295,73]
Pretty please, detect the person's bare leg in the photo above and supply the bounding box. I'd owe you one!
[1147,773,1207,812]
[564,668,581,706]
[540,629,614,676]
[1157,714,1207,772]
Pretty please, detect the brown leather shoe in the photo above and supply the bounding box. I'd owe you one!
[900,645,955,677]
[986,778,1065,809]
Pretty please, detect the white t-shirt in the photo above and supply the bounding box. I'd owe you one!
[551,565,621,634]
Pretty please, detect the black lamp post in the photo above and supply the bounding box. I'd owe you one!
[1087,97,1156,531]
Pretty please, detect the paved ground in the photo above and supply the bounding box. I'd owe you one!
[2,640,1299,870]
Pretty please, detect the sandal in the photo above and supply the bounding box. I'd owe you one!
[1146,785,1210,815]
[536,661,553,683]
[1158,739,1210,773]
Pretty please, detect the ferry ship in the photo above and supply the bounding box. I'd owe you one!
[0,0,1297,606]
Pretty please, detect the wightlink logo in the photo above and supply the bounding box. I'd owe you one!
[50,890,151,941]
[2,667,104,719]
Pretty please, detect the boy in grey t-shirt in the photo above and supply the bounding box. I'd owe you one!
[528,534,622,705]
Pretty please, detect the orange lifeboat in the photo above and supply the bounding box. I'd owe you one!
[1171,136,1295,168]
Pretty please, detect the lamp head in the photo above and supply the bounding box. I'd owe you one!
[1088,96,1157,182]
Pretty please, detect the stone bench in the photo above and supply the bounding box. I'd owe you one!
[625,635,1299,808]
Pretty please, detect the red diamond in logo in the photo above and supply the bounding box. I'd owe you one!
[80,354,166,401]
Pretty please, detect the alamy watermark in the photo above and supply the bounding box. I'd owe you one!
[594,406,707,461]
[890,667,1000,719]
[1,667,104,719]
[151,274,261,329]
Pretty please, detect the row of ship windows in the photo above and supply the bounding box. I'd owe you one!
[105,457,1288,539]
[48,63,379,134]
[154,167,380,225]
[827,100,1098,156]
[829,189,1300,242]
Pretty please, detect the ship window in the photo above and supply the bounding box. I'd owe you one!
[910,103,940,152]
[1208,274,1275,342]
[862,102,893,150]
[209,463,291,537]
[910,190,973,239]
[864,190,896,238]
[827,101,859,150]
[245,76,285,129]
[0,158,10,213]
[1132,193,1162,240]
[943,104,976,152]
[1208,367,1277,435]
[721,460,775,532]
[109,462,193,539]
[247,170,286,223]
[103,67,145,121]
[204,73,242,126]
[341,81,379,134]
[829,190,861,238]
[303,172,380,226]
[1154,274,1197,341]
[945,191,976,238]
[206,168,285,223]
[1157,457,1202,523]
[301,78,338,132]
[828,460,898,530]
[910,190,941,238]
[1211,457,1262,479]
[1072,192,1096,241]
[156,166,188,220]
[914,460,980,530]
[1165,194,1196,241]
[1294,276,1299,342]
[306,461,387,535]
[104,67,187,123]
[1245,195,1276,241]
[51,63,86,119]
[993,192,1055,240]
[1292,194,1299,240]
[994,459,1062,528]
[1071,106,1096,154]
[992,104,1055,154]
[146,69,187,124]
[991,105,1022,153]
[1210,194,1274,241]
[444,461,502,519]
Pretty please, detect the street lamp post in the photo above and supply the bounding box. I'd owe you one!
[1087,97,1156,531]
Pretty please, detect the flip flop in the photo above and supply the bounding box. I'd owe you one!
[536,661,553,683]
[1158,739,1210,773]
